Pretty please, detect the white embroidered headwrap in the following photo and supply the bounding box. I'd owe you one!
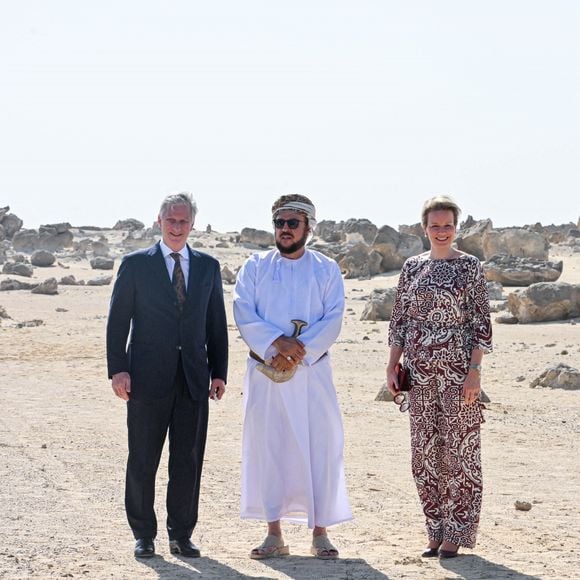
[273,201,317,231]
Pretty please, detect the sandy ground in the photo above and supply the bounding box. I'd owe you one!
[1,233,579,579]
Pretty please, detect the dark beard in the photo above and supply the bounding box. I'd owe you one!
[276,230,309,255]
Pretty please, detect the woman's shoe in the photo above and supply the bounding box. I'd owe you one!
[439,548,459,559]
[421,547,440,558]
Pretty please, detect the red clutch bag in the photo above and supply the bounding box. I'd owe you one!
[396,363,410,392]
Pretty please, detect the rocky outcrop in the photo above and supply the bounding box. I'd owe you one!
[530,363,580,390]
[60,275,82,286]
[31,278,58,295]
[456,219,493,260]
[316,220,343,243]
[31,250,56,267]
[399,223,428,250]
[12,230,38,252]
[0,209,24,239]
[483,228,549,260]
[372,226,423,271]
[220,266,237,285]
[338,244,383,279]
[2,261,33,277]
[507,282,580,323]
[12,224,74,253]
[343,219,378,244]
[113,218,145,231]
[90,257,114,270]
[0,278,37,291]
[86,275,113,286]
[239,228,274,248]
[484,255,563,286]
[487,281,504,300]
[360,288,398,321]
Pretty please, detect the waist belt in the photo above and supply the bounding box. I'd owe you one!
[249,350,328,365]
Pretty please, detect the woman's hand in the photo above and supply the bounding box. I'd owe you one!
[462,369,481,404]
[386,365,400,397]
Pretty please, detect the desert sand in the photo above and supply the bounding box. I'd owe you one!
[0,230,579,580]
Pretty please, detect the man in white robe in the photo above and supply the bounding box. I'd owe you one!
[233,194,352,560]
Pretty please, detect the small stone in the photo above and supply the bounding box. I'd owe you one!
[515,501,532,511]
[516,376,525,382]
[362,336,370,341]
[41,443,47,449]
[561,350,568,355]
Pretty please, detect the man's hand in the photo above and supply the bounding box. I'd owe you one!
[112,372,131,401]
[273,336,306,362]
[209,378,226,401]
[270,353,299,372]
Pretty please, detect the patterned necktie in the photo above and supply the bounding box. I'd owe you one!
[170,252,186,308]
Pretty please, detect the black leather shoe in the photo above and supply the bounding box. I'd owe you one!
[439,548,459,559]
[421,547,440,558]
[169,538,201,558]
[134,538,155,558]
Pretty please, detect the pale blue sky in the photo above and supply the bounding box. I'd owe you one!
[1,1,578,233]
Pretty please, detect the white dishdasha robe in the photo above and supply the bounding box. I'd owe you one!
[233,248,352,528]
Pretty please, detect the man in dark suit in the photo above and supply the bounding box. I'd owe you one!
[107,192,228,558]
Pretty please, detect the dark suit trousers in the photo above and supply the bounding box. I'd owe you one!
[125,362,209,540]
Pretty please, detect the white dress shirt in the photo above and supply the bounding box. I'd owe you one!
[160,241,189,290]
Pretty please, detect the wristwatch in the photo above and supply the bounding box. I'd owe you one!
[469,363,482,373]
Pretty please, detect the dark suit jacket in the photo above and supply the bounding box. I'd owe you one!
[106,242,228,400]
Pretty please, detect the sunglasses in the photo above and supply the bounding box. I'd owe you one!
[273,218,305,230]
[393,391,410,413]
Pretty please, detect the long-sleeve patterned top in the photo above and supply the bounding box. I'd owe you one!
[388,253,492,364]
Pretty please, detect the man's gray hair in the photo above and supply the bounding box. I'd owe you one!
[159,192,198,219]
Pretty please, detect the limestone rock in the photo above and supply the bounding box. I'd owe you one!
[91,239,110,257]
[12,229,39,252]
[87,275,112,286]
[484,255,563,286]
[483,228,548,260]
[2,262,34,277]
[240,228,274,248]
[221,266,236,285]
[339,244,383,279]
[0,278,37,291]
[30,250,56,267]
[495,314,519,324]
[360,288,397,321]
[487,281,504,300]
[376,381,395,402]
[316,220,343,243]
[60,275,79,285]
[113,218,145,231]
[0,305,10,319]
[31,278,58,295]
[507,282,580,323]
[0,212,24,239]
[343,219,378,244]
[90,257,115,270]
[372,226,423,271]
[515,501,532,511]
[456,219,493,260]
[38,224,74,252]
[399,223,429,250]
[530,363,580,390]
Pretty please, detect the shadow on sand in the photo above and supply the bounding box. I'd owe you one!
[136,554,274,579]
[440,554,542,580]
[260,555,389,579]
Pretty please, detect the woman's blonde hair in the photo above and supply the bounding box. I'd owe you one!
[421,195,461,228]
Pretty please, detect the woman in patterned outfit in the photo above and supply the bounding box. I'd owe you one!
[386,195,492,559]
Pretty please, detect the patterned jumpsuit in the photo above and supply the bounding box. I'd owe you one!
[388,253,492,548]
